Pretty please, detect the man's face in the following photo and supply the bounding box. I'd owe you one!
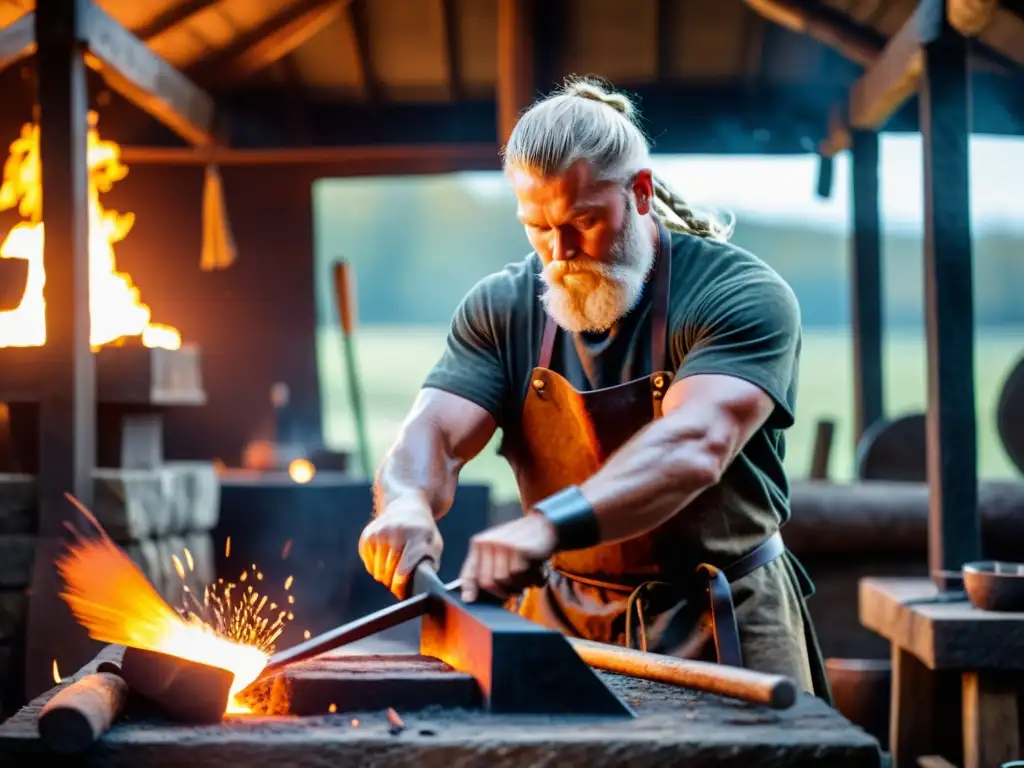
[510,160,656,333]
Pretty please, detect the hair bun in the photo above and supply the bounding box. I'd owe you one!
[563,77,635,118]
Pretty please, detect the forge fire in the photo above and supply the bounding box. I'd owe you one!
[55,496,295,714]
[0,113,179,350]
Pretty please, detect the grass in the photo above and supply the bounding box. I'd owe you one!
[317,325,1023,502]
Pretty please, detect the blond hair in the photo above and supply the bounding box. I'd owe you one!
[502,76,733,241]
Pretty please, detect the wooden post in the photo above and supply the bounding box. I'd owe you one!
[496,0,534,146]
[919,14,980,591]
[849,129,885,442]
[25,0,97,699]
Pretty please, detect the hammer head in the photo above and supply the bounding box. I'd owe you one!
[119,647,235,724]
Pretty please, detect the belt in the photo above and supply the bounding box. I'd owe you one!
[553,531,787,666]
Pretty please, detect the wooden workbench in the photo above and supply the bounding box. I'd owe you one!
[859,577,1024,768]
[0,646,882,767]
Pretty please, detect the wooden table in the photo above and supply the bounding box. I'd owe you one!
[859,577,1024,768]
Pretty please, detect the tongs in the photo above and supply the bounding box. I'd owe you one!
[257,561,457,680]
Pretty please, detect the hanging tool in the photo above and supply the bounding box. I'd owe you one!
[332,259,372,478]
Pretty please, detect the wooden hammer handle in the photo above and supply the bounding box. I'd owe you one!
[38,671,129,754]
[569,638,798,709]
[333,260,356,336]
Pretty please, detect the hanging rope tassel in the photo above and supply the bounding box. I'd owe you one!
[200,164,237,272]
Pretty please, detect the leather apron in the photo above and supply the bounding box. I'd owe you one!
[501,222,829,696]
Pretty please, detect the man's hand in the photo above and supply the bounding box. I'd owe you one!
[359,497,443,598]
[459,514,556,602]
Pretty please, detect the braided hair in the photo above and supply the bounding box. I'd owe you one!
[502,75,734,241]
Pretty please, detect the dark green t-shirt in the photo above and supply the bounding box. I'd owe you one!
[422,230,802,562]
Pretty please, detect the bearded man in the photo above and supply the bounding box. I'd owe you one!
[358,77,832,701]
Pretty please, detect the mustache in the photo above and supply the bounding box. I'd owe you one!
[543,258,619,283]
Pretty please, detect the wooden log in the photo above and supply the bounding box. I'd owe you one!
[783,480,1024,559]
[569,638,798,709]
[37,671,128,754]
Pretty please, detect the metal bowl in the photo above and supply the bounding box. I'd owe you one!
[963,561,1024,612]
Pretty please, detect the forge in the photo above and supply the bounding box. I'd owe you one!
[0,108,214,704]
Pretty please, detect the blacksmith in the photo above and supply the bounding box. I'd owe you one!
[359,77,832,702]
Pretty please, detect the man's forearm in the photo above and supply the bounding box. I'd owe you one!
[575,406,735,544]
[374,418,463,521]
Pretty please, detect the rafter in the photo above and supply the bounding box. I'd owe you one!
[439,0,462,100]
[346,0,380,103]
[0,13,35,73]
[188,0,348,87]
[497,0,533,144]
[85,3,215,145]
[135,0,221,41]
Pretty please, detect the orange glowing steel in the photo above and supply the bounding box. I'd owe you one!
[56,495,286,715]
[0,114,180,349]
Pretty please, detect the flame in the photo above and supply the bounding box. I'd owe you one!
[0,114,180,349]
[288,459,315,484]
[52,659,61,684]
[55,495,285,715]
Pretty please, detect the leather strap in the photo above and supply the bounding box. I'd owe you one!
[697,531,786,667]
[537,221,672,372]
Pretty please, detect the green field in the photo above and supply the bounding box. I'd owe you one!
[318,326,1023,502]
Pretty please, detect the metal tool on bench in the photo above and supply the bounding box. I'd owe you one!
[261,560,799,711]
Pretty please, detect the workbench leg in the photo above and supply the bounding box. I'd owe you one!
[961,672,1019,768]
[890,647,962,768]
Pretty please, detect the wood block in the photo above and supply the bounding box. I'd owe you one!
[0,535,34,588]
[166,461,220,533]
[860,577,1024,670]
[184,533,215,587]
[0,464,219,541]
[239,654,481,716]
[0,590,27,642]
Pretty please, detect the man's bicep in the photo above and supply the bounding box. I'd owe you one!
[408,388,498,464]
[674,277,801,429]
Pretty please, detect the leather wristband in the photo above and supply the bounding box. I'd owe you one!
[533,486,600,552]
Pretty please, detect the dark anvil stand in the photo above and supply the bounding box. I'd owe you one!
[0,643,881,768]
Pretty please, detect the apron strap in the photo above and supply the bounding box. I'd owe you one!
[696,531,787,667]
[536,220,673,372]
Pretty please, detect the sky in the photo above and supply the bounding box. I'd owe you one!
[456,134,1023,233]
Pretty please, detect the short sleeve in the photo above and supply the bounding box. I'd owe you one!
[421,274,512,421]
[675,272,801,429]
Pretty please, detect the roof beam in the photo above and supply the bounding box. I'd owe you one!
[84,2,215,145]
[439,0,462,100]
[847,0,944,131]
[189,0,348,87]
[346,0,380,102]
[0,13,36,73]
[743,0,883,66]
[497,0,534,145]
[134,0,222,41]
